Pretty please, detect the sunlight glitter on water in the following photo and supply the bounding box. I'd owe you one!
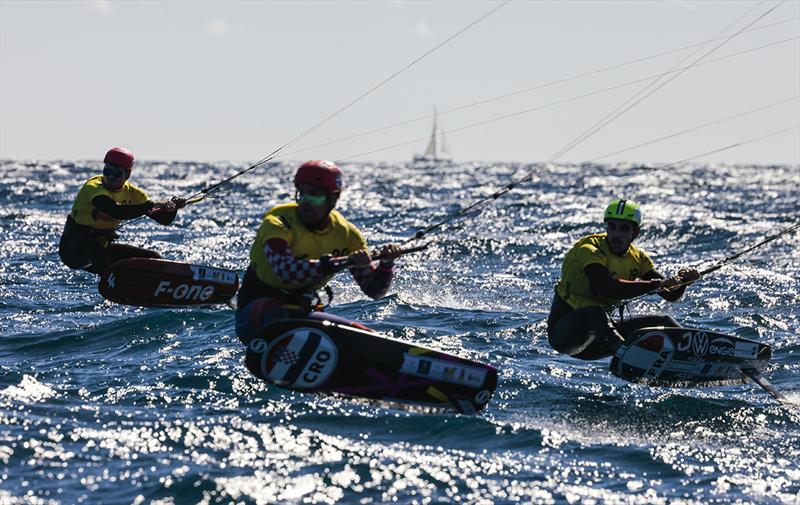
[1,159,799,503]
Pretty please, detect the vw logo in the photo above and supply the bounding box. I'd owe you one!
[691,332,709,357]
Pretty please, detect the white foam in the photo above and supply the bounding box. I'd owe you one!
[0,374,57,402]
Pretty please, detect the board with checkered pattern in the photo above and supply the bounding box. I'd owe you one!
[244,318,498,414]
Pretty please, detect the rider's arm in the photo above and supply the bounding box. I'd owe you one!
[643,268,700,302]
[350,259,394,300]
[145,202,179,225]
[642,270,685,302]
[264,238,329,287]
[92,195,155,220]
[585,263,662,300]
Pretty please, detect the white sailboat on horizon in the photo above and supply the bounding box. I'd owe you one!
[412,106,452,163]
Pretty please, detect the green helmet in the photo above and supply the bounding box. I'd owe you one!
[603,199,641,227]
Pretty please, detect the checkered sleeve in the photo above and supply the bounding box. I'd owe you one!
[350,262,394,300]
[264,238,326,287]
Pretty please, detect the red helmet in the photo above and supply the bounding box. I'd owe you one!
[104,147,135,170]
[294,160,343,194]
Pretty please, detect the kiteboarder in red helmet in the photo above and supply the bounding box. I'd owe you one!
[547,198,700,360]
[58,147,187,275]
[235,159,403,342]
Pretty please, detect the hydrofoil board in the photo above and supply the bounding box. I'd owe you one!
[611,326,772,385]
[98,258,239,307]
[244,318,498,414]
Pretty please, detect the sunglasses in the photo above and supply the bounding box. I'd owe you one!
[103,165,128,178]
[296,192,327,206]
[606,221,633,233]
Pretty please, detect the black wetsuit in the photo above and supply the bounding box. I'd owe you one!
[59,195,177,275]
[547,290,681,360]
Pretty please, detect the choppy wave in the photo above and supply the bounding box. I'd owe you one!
[1,159,798,503]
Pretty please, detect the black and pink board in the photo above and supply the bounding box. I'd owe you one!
[611,326,772,386]
[243,319,498,414]
[98,258,239,307]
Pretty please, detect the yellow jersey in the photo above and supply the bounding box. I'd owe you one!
[556,233,655,309]
[249,203,367,291]
[69,175,149,230]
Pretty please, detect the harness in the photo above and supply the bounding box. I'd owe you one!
[238,266,334,313]
[63,215,119,244]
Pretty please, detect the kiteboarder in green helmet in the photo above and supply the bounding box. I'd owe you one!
[547,198,700,360]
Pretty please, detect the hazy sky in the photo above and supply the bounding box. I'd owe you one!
[1,0,798,164]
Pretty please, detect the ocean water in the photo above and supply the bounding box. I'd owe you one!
[1,159,798,504]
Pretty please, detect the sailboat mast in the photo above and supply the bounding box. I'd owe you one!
[424,107,438,158]
[414,105,452,163]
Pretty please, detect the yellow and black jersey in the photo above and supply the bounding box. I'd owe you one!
[556,233,655,309]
